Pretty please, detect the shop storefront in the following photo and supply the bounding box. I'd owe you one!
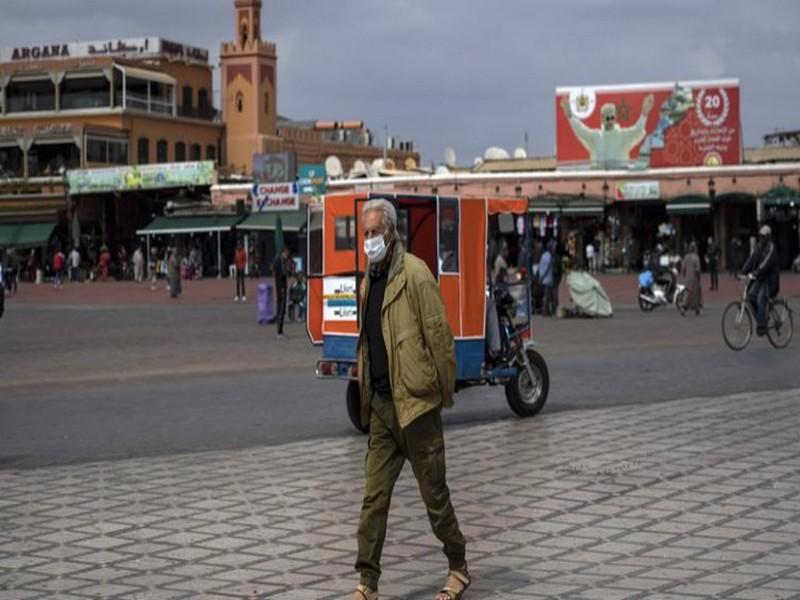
[762,185,800,270]
[235,210,307,276]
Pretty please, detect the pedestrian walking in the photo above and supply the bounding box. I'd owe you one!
[680,242,703,315]
[167,248,181,298]
[705,236,720,291]
[149,246,159,290]
[288,274,306,321]
[4,247,18,294]
[351,198,468,600]
[271,246,291,338]
[234,242,247,302]
[27,249,37,282]
[69,247,81,282]
[53,249,65,288]
[99,246,111,282]
[133,246,144,283]
[585,241,596,273]
[538,241,556,316]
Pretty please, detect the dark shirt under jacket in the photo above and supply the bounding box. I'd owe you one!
[366,266,391,396]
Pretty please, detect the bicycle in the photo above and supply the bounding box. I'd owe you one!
[722,275,793,351]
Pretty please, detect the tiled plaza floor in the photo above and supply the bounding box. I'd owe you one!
[2,389,800,599]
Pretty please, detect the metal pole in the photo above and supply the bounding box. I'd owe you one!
[217,230,222,279]
[146,234,151,278]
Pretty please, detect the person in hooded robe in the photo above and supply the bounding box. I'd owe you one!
[680,242,702,315]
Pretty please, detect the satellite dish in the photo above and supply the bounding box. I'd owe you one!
[435,165,450,176]
[405,157,418,170]
[484,146,510,160]
[325,155,343,178]
[443,147,457,167]
[383,157,396,170]
[349,159,368,178]
[473,157,484,167]
[366,162,380,178]
[513,147,527,159]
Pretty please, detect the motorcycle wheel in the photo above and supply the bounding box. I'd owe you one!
[505,348,549,417]
[346,380,369,434]
[638,292,656,312]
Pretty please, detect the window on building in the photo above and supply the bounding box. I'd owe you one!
[149,81,173,115]
[85,135,128,165]
[60,74,111,110]
[198,87,210,118]
[182,85,193,117]
[175,142,186,162]
[115,67,174,115]
[28,142,80,176]
[137,137,149,164]
[0,146,24,178]
[156,139,168,163]
[334,216,356,251]
[205,144,216,163]
[236,92,244,113]
[6,78,56,112]
[190,143,201,161]
[438,197,459,273]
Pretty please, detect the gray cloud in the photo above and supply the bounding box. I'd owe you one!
[2,0,798,164]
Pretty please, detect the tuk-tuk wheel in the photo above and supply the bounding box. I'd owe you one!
[505,348,549,417]
[347,380,369,434]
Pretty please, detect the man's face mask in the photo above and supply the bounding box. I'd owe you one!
[364,234,388,263]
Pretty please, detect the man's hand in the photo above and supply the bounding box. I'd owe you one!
[561,97,572,119]
[642,94,654,117]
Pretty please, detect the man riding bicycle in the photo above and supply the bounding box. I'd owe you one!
[741,225,779,337]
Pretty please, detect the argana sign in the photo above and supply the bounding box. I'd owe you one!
[556,79,741,170]
[0,37,208,64]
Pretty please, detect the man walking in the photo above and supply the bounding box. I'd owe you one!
[351,199,469,600]
[705,236,720,291]
[133,246,144,283]
[234,242,247,302]
[271,246,290,338]
[69,246,81,283]
[538,241,555,316]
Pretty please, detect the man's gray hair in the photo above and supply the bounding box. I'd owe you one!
[362,198,397,233]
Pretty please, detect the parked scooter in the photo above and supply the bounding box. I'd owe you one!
[638,254,687,314]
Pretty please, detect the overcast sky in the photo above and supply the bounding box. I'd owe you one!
[3,0,799,165]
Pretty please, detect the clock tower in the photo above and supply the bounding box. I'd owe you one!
[220,0,280,174]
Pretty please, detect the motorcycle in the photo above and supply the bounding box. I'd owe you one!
[638,267,687,314]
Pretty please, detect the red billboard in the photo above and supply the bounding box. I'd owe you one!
[556,79,741,170]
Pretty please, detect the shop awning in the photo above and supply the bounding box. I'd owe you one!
[136,214,242,236]
[0,221,56,248]
[761,185,800,207]
[529,198,605,216]
[666,196,711,215]
[236,211,307,232]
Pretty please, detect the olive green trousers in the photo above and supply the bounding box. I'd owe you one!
[356,391,466,590]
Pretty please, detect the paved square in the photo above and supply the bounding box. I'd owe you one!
[2,389,800,599]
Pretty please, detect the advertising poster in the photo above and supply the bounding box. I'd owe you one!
[67,161,215,195]
[556,79,741,170]
[323,277,357,321]
[253,152,296,183]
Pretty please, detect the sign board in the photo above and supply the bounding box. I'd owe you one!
[67,161,215,195]
[298,163,327,196]
[323,276,357,321]
[0,37,208,64]
[253,152,296,183]
[251,182,299,212]
[614,181,661,201]
[556,79,741,170]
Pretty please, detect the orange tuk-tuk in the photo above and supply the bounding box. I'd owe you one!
[306,192,549,432]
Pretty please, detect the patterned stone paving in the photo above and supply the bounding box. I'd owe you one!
[1,389,800,599]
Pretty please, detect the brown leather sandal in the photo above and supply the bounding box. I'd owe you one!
[351,583,378,600]
[434,569,471,600]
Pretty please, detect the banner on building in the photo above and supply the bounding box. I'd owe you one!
[67,161,215,195]
[615,181,661,201]
[556,79,741,170]
[253,152,296,183]
[298,164,327,196]
[252,182,299,212]
[0,37,208,64]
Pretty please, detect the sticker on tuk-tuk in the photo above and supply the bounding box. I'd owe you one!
[323,277,357,321]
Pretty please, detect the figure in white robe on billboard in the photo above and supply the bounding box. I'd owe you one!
[561,94,654,169]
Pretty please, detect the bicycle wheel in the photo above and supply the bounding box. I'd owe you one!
[767,300,793,349]
[722,301,752,351]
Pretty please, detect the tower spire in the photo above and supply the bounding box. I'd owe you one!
[235,0,262,48]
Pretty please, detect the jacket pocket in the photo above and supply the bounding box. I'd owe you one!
[395,327,438,396]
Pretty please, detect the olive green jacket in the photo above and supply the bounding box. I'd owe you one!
[357,243,456,430]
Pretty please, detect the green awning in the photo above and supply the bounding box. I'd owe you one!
[136,214,243,236]
[237,211,307,232]
[666,195,711,215]
[529,198,605,216]
[0,221,56,248]
[761,185,800,207]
